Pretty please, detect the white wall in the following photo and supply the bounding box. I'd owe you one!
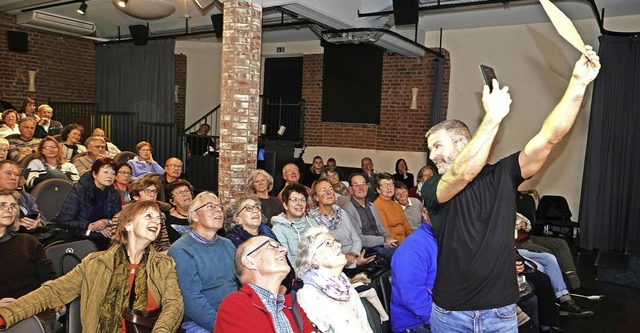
[179,15,639,218]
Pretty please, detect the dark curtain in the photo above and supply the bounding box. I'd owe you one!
[578,34,640,251]
[96,39,175,123]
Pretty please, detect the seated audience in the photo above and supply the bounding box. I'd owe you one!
[0,161,47,232]
[114,163,132,205]
[34,105,63,138]
[151,157,183,202]
[225,196,278,247]
[393,158,414,189]
[214,235,315,332]
[408,166,436,201]
[0,109,20,137]
[361,157,379,202]
[0,189,58,332]
[7,118,41,162]
[325,157,344,180]
[128,141,164,180]
[0,201,185,332]
[73,136,107,175]
[339,173,397,257]
[164,179,193,243]
[321,166,348,196]
[302,155,323,187]
[18,97,36,119]
[271,183,318,264]
[247,169,284,225]
[516,212,582,289]
[56,157,122,250]
[310,177,373,270]
[373,173,413,244]
[393,181,425,230]
[167,192,237,333]
[26,136,79,188]
[0,138,9,161]
[391,209,437,333]
[110,178,171,253]
[517,255,563,332]
[277,162,312,202]
[295,226,373,332]
[60,124,87,162]
[91,128,121,158]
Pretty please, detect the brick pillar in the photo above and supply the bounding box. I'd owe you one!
[218,0,262,206]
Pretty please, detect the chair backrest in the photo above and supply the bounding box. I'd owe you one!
[45,240,98,277]
[114,151,137,165]
[70,152,87,164]
[536,195,572,221]
[4,316,46,333]
[516,193,537,225]
[372,268,392,317]
[360,297,382,333]
[18,152,38,169]
[30,178,73,221]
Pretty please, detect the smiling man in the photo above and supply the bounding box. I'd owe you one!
[168,192,237,333]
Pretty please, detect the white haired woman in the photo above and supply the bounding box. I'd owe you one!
[295,226,373,333]
[247,169,284,225]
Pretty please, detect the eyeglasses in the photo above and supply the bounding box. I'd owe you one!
[91,145,106,150]
[166,164,183,169]
[117,170,132,176]
[246,239,284,257]
[195,202,224,212]
[315,238,340,250]
[379,183,394,189]
[172,188,191,197]
[0,202,19,211]
[253,179,268,185]
[239,204,261,214]
[0,149,8,153]
[42,145,58,150]
[3,171,20,178]
[143,188,159,195]
[142,212,165,223]
[288,197,306,204]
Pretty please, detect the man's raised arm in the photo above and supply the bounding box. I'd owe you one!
[519,45,601,179]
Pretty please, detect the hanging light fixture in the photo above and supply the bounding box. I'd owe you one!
[117,0,128,8]
[77,1,88,15]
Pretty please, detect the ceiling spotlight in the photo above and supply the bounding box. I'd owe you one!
[117,0,128,8]
[77,1,88,15]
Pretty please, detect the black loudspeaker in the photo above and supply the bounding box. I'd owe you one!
[7,31,28,52]
[211,13,223,38]
[393,0,419,25]
[128,25,149,46]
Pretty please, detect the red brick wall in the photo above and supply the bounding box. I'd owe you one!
[175,54,187,131]
[0,13,95,107]
[302,50,450,152]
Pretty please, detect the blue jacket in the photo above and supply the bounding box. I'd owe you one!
[226,224,279,247]
[390,222,438,333]
[55,172,121,233]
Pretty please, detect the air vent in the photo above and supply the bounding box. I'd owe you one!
[16,11,96,36]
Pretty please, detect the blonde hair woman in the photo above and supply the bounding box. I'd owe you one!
[26,136,79,187]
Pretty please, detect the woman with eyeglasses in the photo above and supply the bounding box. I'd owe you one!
[109,177,172,253]
[295,226,373,333]
[0,200,185,332]
[26,136,79,188]
[56,157,122,250]
[114,163,133,205]
[165,179,194,243]
[128,141,164,180]
[59,124,87,162]
[0,189,59,332]
[246,169,284,226]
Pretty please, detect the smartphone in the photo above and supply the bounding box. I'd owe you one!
[479,64,497,92]
[25,213,39,219]
[364,247,379,258]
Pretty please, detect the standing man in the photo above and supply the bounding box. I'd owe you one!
[360,157,378,202]
[186,124,215,158]
[168,192,237,333]
[34,105,63,138]
[422,47,600,332]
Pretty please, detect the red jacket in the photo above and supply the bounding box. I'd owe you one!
[214,284,315,333]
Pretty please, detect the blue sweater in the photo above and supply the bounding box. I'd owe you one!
[390,222,438,333]
[167,231,238,331]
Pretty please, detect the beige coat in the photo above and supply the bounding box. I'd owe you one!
[0,245,184,332]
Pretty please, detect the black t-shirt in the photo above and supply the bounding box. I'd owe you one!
[422,152,524,310]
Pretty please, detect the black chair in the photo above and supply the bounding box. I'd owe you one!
[516,192,537,231]
[30,178,73,221]
[4,316,46,333]
[18,152,37,169]
[69,152,87,164]
[372,268,392,320]
[536,195,579,240]
[113,151,136,165]
[45,240,98,333]
[360,297,382,333]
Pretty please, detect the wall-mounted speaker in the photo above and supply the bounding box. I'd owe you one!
[211,13,223,38]
[7,31,28,53]
[129,25,149,46]
[393,0,419,25]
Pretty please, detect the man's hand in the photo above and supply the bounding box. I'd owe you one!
[345,252,358,266]
[384,236,398,248]
[573,45,601,85]
[19,215,40,230]
[482,79,512,122]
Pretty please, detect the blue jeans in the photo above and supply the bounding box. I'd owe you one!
[430,303,517,333]
[518,249,568,298]
[405,323,431,333]
[371,245,396,258]
[182,321,211,333]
